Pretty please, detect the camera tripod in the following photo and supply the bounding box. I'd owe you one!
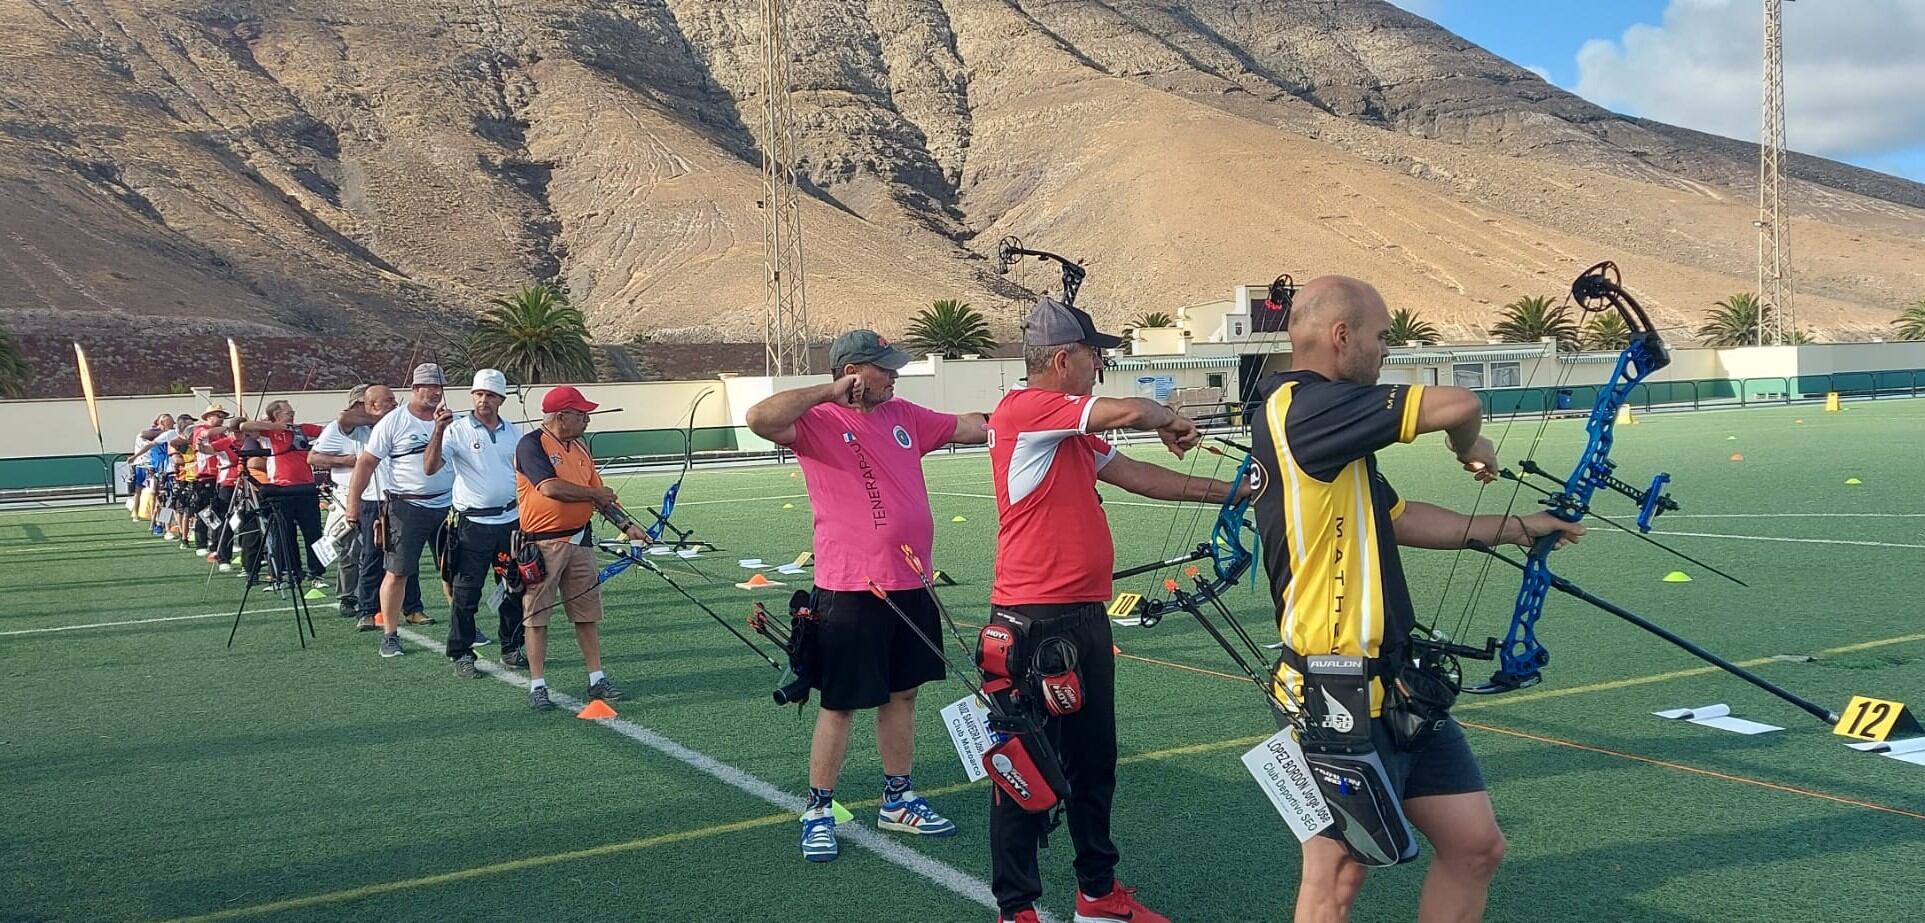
[225,473,319,648]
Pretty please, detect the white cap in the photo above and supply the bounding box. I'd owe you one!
[471,369,509,397]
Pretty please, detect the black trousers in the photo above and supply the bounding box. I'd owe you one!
[261,485,325,580]
[989,603,1120,915]
[445,515,524,659]
[209,484,238,562]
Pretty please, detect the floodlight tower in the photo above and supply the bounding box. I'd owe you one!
[761,0,809,375]
[1756,0,1793,345]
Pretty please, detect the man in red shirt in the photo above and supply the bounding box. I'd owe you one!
[985,297,1247,923]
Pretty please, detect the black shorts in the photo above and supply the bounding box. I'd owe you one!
[813,587,947,711]
[383,499,450,577]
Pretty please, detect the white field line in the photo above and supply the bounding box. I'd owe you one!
[395,627,1049,923]
[0,606,295,636]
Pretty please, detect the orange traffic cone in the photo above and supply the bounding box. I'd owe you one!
[577,699,618,719]
[1729,453,1744,462]
[735,572,786,590]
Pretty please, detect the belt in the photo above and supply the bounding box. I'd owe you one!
[458,501,518,517]
[389,492,450,502]
[523,525,588,542]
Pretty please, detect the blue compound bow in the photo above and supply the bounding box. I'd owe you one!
[1111,440,1262,626]
[1442,263,1838,725]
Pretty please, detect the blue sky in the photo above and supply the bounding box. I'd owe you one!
[1394,0,1925,182]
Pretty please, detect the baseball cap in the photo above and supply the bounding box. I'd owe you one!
[828,330,911,372]
[471,369,509,397]
[541,385,599,414]
[1022,296,1124,350]
[411,363,447,386]
[343,384,370,409]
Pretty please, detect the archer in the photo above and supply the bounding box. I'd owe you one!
[744,330,989,862]
[1251,276,1582,922]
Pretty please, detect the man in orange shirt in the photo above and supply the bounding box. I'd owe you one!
[513,385,649,711]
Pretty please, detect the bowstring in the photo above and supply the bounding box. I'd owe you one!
[1437,289,1591,649]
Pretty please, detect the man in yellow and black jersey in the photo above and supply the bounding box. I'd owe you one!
[1250,276,1583,923]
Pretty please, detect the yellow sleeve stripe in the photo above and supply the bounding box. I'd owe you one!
[1390,497,1407,520]
[1398,384,1425,444]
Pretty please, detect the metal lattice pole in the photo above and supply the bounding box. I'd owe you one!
[1756,0,1792,345]
[761,0,809,375]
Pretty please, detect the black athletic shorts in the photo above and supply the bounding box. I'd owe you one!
[813,587,947,711]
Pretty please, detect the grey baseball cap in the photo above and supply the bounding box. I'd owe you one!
[344,384,370,409]
[1022,296,1124,350]
[829,330,911,372]
[411,363,447,386]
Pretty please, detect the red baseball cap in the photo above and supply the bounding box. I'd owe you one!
[541,385,599,414]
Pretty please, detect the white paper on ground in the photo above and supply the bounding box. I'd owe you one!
[646,546,674,556]
[1110,616,1143,627]
[1847,737,1925,767]
[776,564,805,575]
[1241,728,1334,842]
[737,559,766,568]
[940,695,993,782]
[1654,704,1782,735]
[676,548,701,559]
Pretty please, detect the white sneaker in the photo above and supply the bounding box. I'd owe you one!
[218,563,232,573]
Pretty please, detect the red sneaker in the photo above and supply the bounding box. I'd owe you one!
[995,911,1040,923]
[1075,881,1169,923]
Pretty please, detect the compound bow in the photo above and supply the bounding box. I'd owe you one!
[1442,262,1838,725]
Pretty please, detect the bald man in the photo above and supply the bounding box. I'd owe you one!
[1247,276,1583,922]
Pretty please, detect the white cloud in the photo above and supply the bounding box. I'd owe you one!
[1574,0,1925,160]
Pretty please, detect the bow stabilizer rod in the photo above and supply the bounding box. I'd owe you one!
[1469,541,1838,725]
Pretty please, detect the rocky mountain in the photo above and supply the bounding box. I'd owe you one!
[5,0,1923,394]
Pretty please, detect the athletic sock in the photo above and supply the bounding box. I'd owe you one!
[883,774,912,802]
[588,670,606,686]
[530,677,547,691]
[806,787,834,811]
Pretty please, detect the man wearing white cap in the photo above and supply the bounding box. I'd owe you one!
[346,362,454,659]
[425,369,527,677]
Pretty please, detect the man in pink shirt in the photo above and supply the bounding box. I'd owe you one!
[746,330,987,862]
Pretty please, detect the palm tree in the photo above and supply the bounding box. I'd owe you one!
[1490,295,1578,351]
[466,283,595,383]
[1893,300,1925,341]
[0,319,31,398]
[1697,293,1764,347]
[904,299,997,358]
[1131,312,1175,329]
[1579,312,1632,351]
[1387,308,1440,346]
[1783,327,1814,345]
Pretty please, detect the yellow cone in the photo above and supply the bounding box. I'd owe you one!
[1662,571,1693,583]
[831,801,854,823]
[782,503,796,509]
[1825,391,1841,412]
[1845,477,1863,485]
[951,515,967,523]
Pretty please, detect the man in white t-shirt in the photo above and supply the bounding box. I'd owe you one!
[424,368,526,677]
[345,365,454,658]
[313,384,417,626]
